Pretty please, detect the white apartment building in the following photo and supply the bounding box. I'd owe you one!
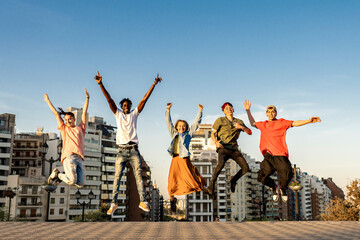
[299,172,312,220]
[309,174,332,218]
[187,124,230,222]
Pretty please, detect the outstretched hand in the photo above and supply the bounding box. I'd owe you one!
[198,104,203,112]
[154,73,162,85]
[94,71,102,84]
[309,117,321,123]
[244,100,251,110]
[85,88,90,98]
[44,94,50,102]
[167,103,172,110]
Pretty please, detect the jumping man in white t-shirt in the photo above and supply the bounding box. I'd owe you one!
[95,71,162,214]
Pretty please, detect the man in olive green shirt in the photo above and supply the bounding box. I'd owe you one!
[209,102,252,198]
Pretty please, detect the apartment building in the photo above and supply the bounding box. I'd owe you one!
[7,175,47,221]
[0,113,15,208]
[88,116,127,221]
[63,107,101,221]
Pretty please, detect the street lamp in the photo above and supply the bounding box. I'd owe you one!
[289,164,303,221]
[4,187,18,221]
[42,139,61,221]
[76,189,95,221]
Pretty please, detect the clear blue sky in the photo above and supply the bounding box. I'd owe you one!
[1,0,359,199]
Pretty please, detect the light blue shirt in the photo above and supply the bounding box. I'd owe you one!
[165,110,202,158]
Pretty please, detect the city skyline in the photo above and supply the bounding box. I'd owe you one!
[1,1,359,198]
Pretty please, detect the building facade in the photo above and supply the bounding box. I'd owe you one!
[0,113,15,208]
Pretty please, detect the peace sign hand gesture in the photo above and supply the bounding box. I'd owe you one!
[154,73,162,85]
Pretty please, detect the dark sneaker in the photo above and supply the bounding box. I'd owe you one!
[279,189,288,202]
[53,178,62,186]
[48,168,59,184]
[170,198,177,213]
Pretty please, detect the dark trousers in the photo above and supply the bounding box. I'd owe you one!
[257,152,293,190]
[210,147,249,188]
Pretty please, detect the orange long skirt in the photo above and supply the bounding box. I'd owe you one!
[168,155,206,200]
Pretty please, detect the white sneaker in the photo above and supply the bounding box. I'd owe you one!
[280,189,288,202]
[272,186,279,202]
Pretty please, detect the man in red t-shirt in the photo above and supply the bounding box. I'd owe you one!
[244,100,321,202]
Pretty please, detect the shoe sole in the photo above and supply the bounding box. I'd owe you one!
[107,208,117,215]
[139,206,150,212]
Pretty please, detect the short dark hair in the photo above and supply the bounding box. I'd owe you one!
[120,98,132,108]
[221,102,233,111]
[174,120,189,132]
[64,112,75,118]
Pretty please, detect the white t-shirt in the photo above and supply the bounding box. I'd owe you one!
[114,107,139,145]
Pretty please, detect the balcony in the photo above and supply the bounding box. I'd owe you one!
[18,202,43,207]
[17,213,42,218]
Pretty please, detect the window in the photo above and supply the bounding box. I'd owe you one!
[59,208,64,215]
[60,187,65,193]
[50,209,54,215]
[0,120,5,125]
[50,198,55,204]
[60,198,64,204]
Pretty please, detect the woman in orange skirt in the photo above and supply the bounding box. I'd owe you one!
[165,103,209,212]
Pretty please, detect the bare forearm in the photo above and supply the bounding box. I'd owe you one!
[246,110,256,127]
[243,127,252,135]
[45,100,63,126]
[211,131,217,144]
[98,83,117,113]
[292,119,312,127]
[138,82,156,113]
[82,98,89,124]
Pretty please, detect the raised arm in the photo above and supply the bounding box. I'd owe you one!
[81,88,90,127]
[137,73,162,113]
[165,103,176,136]
[244,100,257,128]
[292,117,321,127]
[44,94,64,127]
[94,71,117,114]
[189,104,203,136]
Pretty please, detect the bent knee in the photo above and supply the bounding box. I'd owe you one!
[242,166,250,174]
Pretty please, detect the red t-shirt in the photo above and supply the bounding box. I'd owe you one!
[255,118,293,157]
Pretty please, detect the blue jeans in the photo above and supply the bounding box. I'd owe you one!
[112,145,145,203]
[58,154,85,187]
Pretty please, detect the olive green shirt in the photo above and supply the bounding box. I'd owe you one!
[212,116,246,150]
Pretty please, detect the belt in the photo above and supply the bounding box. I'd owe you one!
[118,144,138,150]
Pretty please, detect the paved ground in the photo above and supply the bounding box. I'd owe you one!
[0,221,359,239]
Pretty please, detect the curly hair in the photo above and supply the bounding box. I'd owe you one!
[120,98,132,108]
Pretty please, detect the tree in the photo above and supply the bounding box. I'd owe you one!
[321,179,360,221]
